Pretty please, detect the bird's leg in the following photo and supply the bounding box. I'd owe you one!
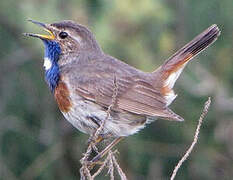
[91,137,124,163]
[87,75,119,167]
[89,75,119,159]
[87,135,104,146]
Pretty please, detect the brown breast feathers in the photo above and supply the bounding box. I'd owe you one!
[54,82,72,113]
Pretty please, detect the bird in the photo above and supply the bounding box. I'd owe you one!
[24,20,220,161]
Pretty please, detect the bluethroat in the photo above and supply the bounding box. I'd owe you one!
[24,20,220,161]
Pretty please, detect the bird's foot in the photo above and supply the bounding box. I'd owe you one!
[87,135,103,146]
[90,137,123,163]
[81,157,103,171]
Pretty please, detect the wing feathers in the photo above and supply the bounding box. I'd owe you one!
[67,25,220,122]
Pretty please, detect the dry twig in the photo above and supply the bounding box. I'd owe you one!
[107,151,115,180]
[112,152,127,180]
[80,76,128,180]
[170,97,211,180]
[92,75,118,141]
[80,78,212,180]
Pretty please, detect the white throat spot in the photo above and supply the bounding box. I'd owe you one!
[44,58,52,70]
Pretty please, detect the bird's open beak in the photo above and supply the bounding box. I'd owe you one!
[24,20,55,40]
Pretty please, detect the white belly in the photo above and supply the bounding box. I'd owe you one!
[61,96,148,137]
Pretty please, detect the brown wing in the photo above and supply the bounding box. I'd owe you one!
[63,25,220,122]
[65,55,183,121]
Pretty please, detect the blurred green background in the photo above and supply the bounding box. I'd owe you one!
[0,0,233,179]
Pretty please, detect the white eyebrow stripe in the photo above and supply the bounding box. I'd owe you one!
[72,35,82,44]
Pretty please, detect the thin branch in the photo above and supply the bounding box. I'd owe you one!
[107,151,115,180]
[92,153,110,178]
[80,143,94,180]
[170,97,211,180]
[80,76,127,180]
[80,165,93,180]
[93,75,118,141]
[112,152,127,180]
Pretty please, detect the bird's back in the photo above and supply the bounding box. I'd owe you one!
[59,53,181,121]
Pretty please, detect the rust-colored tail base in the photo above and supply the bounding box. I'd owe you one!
[154,24,220,121]
[161,24,220,78]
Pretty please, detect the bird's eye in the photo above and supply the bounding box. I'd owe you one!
[59,31,68,39]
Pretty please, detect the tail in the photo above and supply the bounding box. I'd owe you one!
[154,24,220,107]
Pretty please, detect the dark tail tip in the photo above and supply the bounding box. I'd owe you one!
[160,24,221,71]
[185,24,220,56]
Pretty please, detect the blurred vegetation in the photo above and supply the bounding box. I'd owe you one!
[0,0,233,179]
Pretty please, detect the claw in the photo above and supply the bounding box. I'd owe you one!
[91,137,123,163]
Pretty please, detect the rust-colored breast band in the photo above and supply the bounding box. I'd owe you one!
[54,82,72,113]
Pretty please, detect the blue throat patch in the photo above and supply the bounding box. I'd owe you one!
[43,40,61,92]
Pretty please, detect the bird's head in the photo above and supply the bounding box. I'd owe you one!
[24,20,102,66]
[24,20,102,91]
